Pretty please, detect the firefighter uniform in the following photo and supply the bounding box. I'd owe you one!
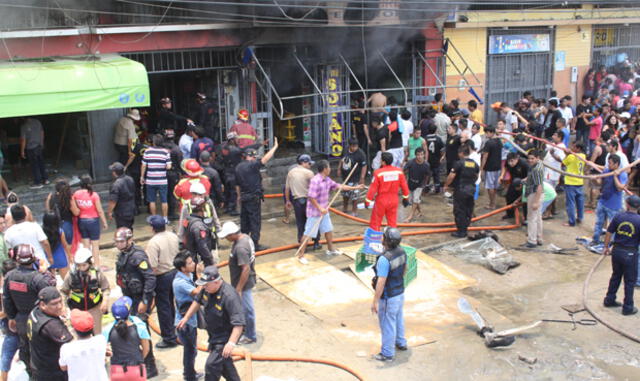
[365,165,410,231]
[186,213,217,265]
[174,176,212,205]
[64,268,107,333]
[450,158,479,236]
[2,267,55,372]
[229,120,257,149]
[27,303,72,381]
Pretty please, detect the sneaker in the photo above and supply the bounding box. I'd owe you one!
[298,257,309,265]
[30,183,43,189]
[256,244,270,252]
[43,180,50,185]
[155,340,178,349]
[603,300,622,308]
[451,231,467,238]
[622,307,638,316]
[396,343,408,351]
[520,242,537,249]
[373,353,393,362]
[326,249,342,256]
[311,242,322,251]
[536,241,543,246]
[237,336,257,345]
[195,372,205,380]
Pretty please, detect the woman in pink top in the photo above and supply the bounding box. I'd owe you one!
[71,175,108,267]
[584,107,603,155]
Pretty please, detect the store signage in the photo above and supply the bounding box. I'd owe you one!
[325,66,343,157]
[489,34,550,54]
[594,28,615,47]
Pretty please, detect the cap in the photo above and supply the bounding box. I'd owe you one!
[491,101,502,110]
[164,129,176,139]
[196,265,222,285]
[109,162,125,173]
[127,109,141,121]
[227,131,238,140]
[74,247,93,264]
[620,112,631,119]
[199,150,211,162]
[111,296,133,320]
[114,227,133,242]
[146,215,167,230]
[627,195,640,209]
[297,154,314,165]
[38,286,61,304]
[218,221,241,239]
[182,159,204,177]
[190,182,207,195]
[70,309,94,333]
[245,148,258,157]
[160,97,172,104]
[348,137,359,146]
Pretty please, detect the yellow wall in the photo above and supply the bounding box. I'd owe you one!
[553,25,593,99]
[443,27,486,103]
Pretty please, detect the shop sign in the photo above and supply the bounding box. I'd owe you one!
[325,66,343,157]
[594,28,615,47]
[489,34,550,54]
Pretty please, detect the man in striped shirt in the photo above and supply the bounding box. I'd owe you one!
[522,149,545,248]
[142,134,172,221]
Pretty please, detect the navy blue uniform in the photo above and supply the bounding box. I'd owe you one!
[604,211,640,313]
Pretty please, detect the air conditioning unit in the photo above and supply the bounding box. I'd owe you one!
[327,1,400,26]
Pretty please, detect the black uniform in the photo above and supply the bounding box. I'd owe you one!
[352,112,369,155]
[202,163,224,208]
[604,211,640,314]
[186,215,216,266]
[196,282,245,381]
[127,140,146,211]
[425,133,444,192]
[164,138,184,219]
[157,108,189,136]
[235,159,264,247]
[192,100,218,141]
[505,158,530,218]
[115,244,158,376]
[219,142,243,214]
[451,158,479,234]
[27,306,72,381]
[109,173,136,229]
[2,266,55,371]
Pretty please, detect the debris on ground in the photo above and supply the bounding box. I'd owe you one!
[513,243,579,255]
[441,237,520,274]
[518,354,538,365]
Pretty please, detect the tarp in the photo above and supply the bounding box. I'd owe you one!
[0,54,149,118]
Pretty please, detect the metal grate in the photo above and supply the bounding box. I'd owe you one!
[592,23,640,69]
[122,48,237,74]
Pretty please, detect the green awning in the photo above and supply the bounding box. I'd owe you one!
[0,54,149,118]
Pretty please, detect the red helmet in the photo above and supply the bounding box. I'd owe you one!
[14,244,35,265]
[181,159,204,177]
[237,109,250,121]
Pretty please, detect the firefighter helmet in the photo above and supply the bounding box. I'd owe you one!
[237,109,250,121]
[181,159,204,177]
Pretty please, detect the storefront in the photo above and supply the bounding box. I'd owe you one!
[592,24,640,69]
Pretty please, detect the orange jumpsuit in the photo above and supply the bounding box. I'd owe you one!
[365,165,409,231]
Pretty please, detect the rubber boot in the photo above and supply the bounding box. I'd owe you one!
[145,345,159,378]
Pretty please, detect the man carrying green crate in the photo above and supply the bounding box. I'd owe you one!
[371,227,407,362]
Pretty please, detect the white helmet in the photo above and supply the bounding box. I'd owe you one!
[190,182,207,195]
[74,247,93,264]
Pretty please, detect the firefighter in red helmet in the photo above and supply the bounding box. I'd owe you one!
[229,109,259,149]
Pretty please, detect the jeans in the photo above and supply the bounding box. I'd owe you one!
[377,293,407,358]
[176,325,198,381]
[146,184,168,203]
[0,320,19,372]
[605,247,638,313]
[155,270,177,342]
[241,289,257,341]
[576,128,589,148]
[592,202,621,243]
[26,146,47,184]
[564,185,584,226]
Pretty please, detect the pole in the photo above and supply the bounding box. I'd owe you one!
[294,163,361,258]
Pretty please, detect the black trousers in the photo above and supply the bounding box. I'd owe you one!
[605,247,638,313]
[453,189,474,233]
[114,215,134,230]
[128,170,143,209]
[114,144,128,166]
[155,270,177,342]
[205,344,241,381]
[16,315,30,376]
[428,162,442,190]
[293,198,308,243]
[241,196,261,246]
[129,297,158,376]
[224,174,237,213]
[505,185,520,218]
[26,146,47,185]
[167,170,180,218]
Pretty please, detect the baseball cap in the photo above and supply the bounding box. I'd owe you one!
[245,148,258,157]
[109,162,125,172]
[348,137,359,146]
[146,215,167,230]
[297,154,314,165]
[218,221,241,239]
[111,296,133,320]
[196,265,221,285]
[190,182,207,195]
[70,309,94,333]
[627,195,640,209]
[38,286,61,305]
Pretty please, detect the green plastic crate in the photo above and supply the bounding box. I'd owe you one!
[355,244,418,273]
[404,260,418,288]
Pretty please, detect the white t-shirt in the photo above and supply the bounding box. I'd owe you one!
[605,150,630,170]
[59,335,109,381]
[469,151,482,185]
[4,221,48,264]
[401,119,414,147]
[543,143,566,182]
[471,133,483,153]
[559,106,574,123]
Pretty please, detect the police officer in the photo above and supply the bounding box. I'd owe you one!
[603,195,640,315]
[163,129,184,220]
[177,266,245,381]
[27,287,72,381]
[2,244,55,374]
[235,138,279,250]
[157,97,193,136]
[444,144,479,238]
[219,132,243,216]
[126,137,146,213]
[114,227,158,377]
[185,183,219,266]
[192,93,218,141]
[107,162,136,229]
[371,228,407,362]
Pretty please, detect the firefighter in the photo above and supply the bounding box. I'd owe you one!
[229,109,259,149]
[163,129,184,220]
[185,184,218,266]
[179,182,221,247]
[219,132,243,216]
[365,152,410,231]
[60,247,111,334]
[174,159,212,205]
[2,244,55,376]
[113,227,158,378]
[444,144,480,238]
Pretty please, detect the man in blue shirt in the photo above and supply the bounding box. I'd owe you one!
[603,195,640,315]
[592,155,628,244]
[371,228,407,362]
[556,118,571,147]
[172,252,203,381]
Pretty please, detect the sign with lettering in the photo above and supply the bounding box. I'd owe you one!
[325,67,343,157]
[489,34,550,55]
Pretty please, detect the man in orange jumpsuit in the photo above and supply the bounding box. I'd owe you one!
[229,109,259,149]
[365,152,410,231]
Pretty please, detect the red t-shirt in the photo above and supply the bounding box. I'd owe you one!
[73,189,100,219]
[589,116,603,141]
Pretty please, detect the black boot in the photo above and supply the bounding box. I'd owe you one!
[145,346,159,378]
